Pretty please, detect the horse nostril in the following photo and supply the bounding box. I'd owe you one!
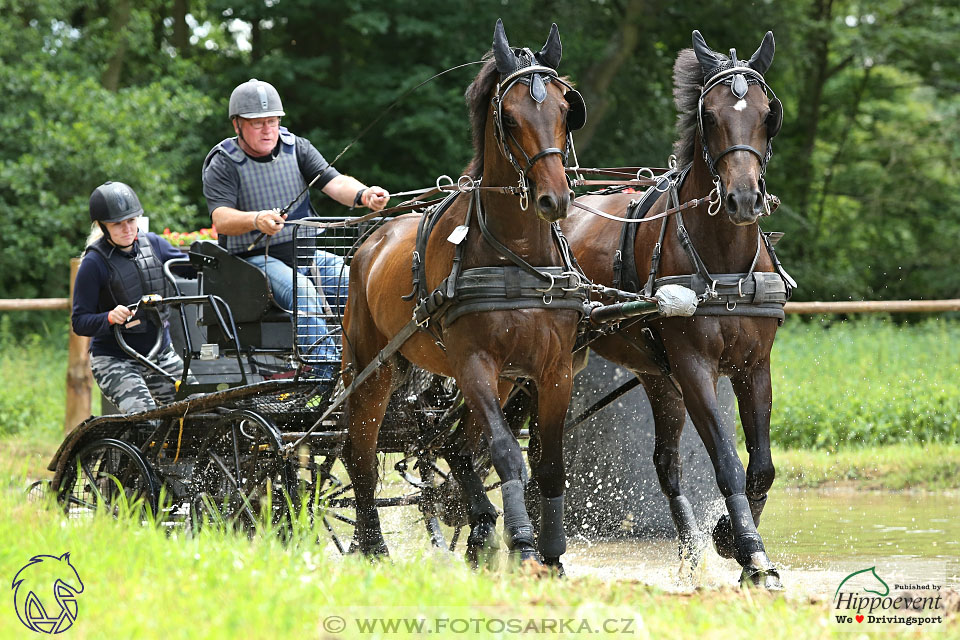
[538,194,557,214]
[754,192,764,212]
[725,193,737,214]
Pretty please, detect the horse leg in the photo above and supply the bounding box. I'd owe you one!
[672,362,781,590]
[718,367,777,555]
[457,356,538,563]
[439,410,500,568]
[641,373,702,568]
[530,368,574,573]
[343,366,394,557]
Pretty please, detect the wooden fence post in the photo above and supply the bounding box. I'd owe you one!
[65,257,92,432]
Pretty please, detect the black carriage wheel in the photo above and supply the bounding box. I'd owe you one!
[57,438,159,520]
[190,410,298,533]
[312,454,358,554]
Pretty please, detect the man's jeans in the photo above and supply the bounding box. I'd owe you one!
[242,252,347,373]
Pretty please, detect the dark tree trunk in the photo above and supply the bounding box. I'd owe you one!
[575,0,647,154]
[101,0,132,91]
[172,0,190,55]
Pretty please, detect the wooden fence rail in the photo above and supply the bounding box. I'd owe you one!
[2,284,960,434]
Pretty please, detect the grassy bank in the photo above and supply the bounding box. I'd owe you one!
[771,442,960,491]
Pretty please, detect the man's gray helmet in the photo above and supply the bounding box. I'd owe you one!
[228,79,285,119]
[89,181,144,223]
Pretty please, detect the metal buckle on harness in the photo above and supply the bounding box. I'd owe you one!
[560,270,584,292]
[708,177,723,216]
[517,172,529,211]
[437,174,454,191]
[534,271,556,293]
[456,174,476,192]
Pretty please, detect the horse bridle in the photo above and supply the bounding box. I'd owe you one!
[491,64,586,209]
[697,64,782,216]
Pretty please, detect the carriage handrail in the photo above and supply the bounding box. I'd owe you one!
[112,293,249,390]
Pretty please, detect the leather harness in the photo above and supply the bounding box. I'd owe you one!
[612,165,795,323]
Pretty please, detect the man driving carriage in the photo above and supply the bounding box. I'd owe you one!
[201,79,390,361]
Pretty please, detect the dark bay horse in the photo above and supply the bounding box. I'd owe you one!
[341,20,583,568]
[561,30,787,588]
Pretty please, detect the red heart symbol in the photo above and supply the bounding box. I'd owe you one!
[856,615,864,623]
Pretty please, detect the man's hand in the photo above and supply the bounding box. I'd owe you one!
[253,208,287,235]
[363,186,390,212]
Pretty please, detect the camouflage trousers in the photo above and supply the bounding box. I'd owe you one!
[90,345,185,414]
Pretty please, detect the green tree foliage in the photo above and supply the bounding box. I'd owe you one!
[0,0,957,306]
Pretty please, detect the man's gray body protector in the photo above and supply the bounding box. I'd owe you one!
[86,232,169,336]
[202,127,312,254]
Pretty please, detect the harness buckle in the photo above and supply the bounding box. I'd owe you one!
[534,271,556,294]
[456,175,477,193]
[517,171,529,211]
[436,174,454,192]
[708,177,723,216]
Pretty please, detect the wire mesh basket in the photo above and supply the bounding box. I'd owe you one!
[292,217,386,370]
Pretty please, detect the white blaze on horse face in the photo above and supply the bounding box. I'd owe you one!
[733,99,747,112]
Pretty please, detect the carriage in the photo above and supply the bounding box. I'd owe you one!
[46,22,791,589]
[47,211,682,550]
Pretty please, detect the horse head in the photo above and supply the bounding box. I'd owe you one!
[487,19,581,222]
[692,30,780,226]
[12,553,84,632]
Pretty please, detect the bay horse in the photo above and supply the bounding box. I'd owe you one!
[561,30,788,588]
[341,19,584,568]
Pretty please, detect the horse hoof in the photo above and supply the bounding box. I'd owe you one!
[543,557,566,578]
[465,518,500,570]
[359,540,389,559]
[509,544,542,566]
[739,565,783,591]
[712,514,736,559]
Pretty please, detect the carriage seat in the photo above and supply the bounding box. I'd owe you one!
[188,241,293,351]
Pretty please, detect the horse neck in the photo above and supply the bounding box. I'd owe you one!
[473,154,558,266]
[673,150,759,274]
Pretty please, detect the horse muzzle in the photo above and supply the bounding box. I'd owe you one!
[725,186,764,226]
[534,187,572,222]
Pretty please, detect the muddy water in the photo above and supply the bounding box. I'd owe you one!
[344,487,959,598]
[563,488,960,596]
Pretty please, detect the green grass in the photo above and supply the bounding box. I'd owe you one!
[771,318,960,449]
[764,443,960,490]
[2,484,939,640]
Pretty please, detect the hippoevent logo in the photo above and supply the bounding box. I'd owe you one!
[833,566,944,630]
[11,553,84,634]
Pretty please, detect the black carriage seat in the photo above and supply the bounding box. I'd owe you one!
[188,240,293,351]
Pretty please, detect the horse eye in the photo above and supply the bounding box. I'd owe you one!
[703,111,718,126]
[503,114,519,128]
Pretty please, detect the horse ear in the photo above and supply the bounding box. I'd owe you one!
[59,552,71,562]
[692,30,724,76]
[536,23,562,69]
[493,19,516,75]
[747,31,775,75]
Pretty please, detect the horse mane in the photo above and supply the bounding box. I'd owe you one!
[672,48,707,167]
[464,53,499,179]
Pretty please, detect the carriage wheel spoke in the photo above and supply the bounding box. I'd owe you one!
[207,450,257,524]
